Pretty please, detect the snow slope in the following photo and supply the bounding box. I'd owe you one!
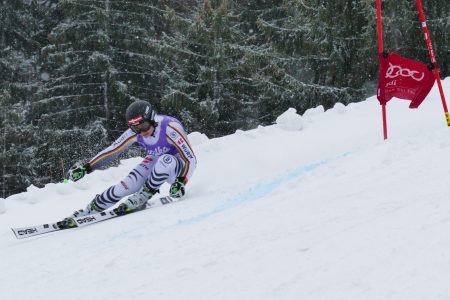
[1,79,450,300]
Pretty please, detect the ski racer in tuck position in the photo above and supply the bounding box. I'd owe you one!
[59,100,197,228]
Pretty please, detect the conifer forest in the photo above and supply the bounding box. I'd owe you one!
[1,0,449,197]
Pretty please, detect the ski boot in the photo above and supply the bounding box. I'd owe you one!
[113,185,157,216]
[57,197,103,229]
[56,218,77,229]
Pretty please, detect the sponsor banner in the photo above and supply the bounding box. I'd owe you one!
[378,52,435,108]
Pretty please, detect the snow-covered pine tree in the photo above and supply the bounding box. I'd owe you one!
[0,0,44,197]
[411,0,449,76]
[372,0,448,78]
[160,0,263,136]
[427,0,450,77]
[256,0,371,118]
[34,0,185,180]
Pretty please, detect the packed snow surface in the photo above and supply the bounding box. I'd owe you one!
[1,79,450,300]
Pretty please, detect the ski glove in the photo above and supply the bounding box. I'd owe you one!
[170,177,186,198]
[67,163,92,182]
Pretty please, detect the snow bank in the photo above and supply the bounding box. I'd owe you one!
[0,198,5,214]
[303,104,325,119]
[332,102,347,114]
[275,107,303,131]
[188,131,209,146]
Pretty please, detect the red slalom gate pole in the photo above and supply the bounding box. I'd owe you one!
[415,0,450,126]
[376,0,388,139]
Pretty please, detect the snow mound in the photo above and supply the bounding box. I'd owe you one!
[188,131,209,145]
[0,198,5,214]
[332,102,347,114]
[275,108,303,131]
[303,105,325,118]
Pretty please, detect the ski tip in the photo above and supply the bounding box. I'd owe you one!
[11,228,19,239]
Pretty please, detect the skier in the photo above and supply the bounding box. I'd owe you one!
[58,100,197,228]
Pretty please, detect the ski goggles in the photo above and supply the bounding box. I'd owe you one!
[129,120,152,134]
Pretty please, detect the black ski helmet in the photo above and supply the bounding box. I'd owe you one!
[125,100,157,126]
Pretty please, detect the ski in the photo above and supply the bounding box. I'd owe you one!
[11,195,179,239]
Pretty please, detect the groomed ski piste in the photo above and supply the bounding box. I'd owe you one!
[1,78,450,300]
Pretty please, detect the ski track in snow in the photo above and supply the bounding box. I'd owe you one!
[103,155,346,241]
[175,153,350,226]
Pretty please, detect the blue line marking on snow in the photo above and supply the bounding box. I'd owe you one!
[175,153,350,226]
